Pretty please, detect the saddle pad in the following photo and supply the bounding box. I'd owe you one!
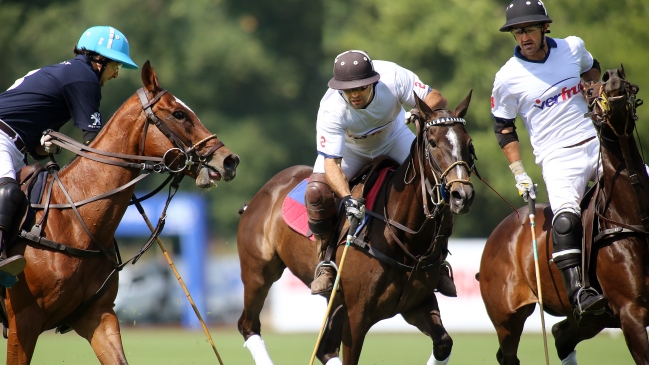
[281,167,392,240]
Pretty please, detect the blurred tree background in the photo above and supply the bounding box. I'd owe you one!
[0,0,647,247]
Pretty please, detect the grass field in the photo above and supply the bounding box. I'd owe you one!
[0,326,634,364]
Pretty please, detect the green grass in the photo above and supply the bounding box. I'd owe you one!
[1,327,633,364]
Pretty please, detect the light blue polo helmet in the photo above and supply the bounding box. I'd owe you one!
[77,26,138,69]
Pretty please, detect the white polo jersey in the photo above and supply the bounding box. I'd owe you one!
[491,37,597,164]
[316,60,430,159]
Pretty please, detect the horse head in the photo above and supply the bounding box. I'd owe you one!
[412,91,475,215]
[137,61,239,188]
[589,65,643,139]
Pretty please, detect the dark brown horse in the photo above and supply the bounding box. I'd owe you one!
[479,67,649,364]
[4,61,239,364]
[237,92,475,365]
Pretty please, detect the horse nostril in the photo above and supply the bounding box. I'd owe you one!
[451,190,463,201]
[225,155,240,171]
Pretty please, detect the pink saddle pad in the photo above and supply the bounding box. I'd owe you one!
[281,167,392,240]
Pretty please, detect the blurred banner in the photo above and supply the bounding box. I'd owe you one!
[269,238,563,333]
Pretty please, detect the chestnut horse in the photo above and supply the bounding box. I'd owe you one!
[4,61,239,364]
[479,67,649,364]
[237,92,475,364]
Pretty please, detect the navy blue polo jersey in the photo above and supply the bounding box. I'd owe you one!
[0,55,103,156]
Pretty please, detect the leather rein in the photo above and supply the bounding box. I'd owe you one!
[587,79,649,242]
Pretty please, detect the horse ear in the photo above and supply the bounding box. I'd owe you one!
[619,64,626,79]
[454,90,473,118]
[413,91,434,119]
[141,60,162,94]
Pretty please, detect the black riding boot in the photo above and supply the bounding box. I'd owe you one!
[0,177,26,277]
[436,261,457,297]
[560,266,608,316]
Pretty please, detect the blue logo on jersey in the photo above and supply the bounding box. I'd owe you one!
[533,78,584,110]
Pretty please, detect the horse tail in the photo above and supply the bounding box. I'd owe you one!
[475,272,480,281]
[238,204,248,216]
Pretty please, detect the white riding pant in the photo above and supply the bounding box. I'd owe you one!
[312,125,415,179]
[0,132,26,180]
[541,137,601,219]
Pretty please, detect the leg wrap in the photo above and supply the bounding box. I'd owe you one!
[0,177,22,232]
[552,211,583,270]
[305,173,336,236]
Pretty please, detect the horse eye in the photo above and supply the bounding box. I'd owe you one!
[172,111,185,120]
[428,139,437,148]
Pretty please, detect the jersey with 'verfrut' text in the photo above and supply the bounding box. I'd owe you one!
[316,60,430,159]
[491,37,597,164]
[0,55,102,156]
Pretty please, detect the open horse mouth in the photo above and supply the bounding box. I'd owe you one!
[195,154,239,188]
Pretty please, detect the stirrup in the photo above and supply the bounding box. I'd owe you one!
[574,287,607,316]
[313,261,338,281]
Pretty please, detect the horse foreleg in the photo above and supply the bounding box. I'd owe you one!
[401,295,452,364]
[340,306,370,365]
[72,308,128,365]
[619,304,649,365]
[316,299,344,365]
[551,318,602,362]
[5,306,45,365]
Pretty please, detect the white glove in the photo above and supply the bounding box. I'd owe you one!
[514,172,537,202]
[40,134,53,152]
[343,196,365,224]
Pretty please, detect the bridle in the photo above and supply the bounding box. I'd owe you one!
[136,88,224,174]
[586,76,649,239]
[407,111,474,218]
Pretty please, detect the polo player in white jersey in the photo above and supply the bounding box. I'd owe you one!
[491,0,607,318]
[305,50,458,297]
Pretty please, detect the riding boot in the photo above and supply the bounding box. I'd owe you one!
[560,266,608,316]
[0,177,26,278]
[311,233,335,295]
[552,211,607,317]
[435,261,457,297]
[304,173,337,295]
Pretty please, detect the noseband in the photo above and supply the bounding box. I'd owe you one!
[408,113,473,218]
[137,88,224,173]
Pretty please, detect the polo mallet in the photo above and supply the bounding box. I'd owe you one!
[527,193,550,365]
[132,199,225,365]
[309,202,363,365]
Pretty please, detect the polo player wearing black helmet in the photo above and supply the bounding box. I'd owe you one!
[305,50,458,303]
[491,0,608,335]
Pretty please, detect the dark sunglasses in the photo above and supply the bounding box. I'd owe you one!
[511,24,543,36]
[343,85,369,93]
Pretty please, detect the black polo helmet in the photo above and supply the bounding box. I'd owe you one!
[500,0,553,32]
[327,50,380,90]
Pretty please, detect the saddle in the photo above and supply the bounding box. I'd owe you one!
[322,156,400,262]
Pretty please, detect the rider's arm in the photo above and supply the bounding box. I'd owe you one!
[324,157,352,198]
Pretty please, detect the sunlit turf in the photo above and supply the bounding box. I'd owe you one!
[2,326,632,364]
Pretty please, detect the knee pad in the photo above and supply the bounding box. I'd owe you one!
[0,177,23,231]
[305,174,336,235]
[552,211,583,269]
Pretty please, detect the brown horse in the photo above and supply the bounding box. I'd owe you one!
[4,61,239,364]
[237,91,475,365]
[479,67,649,364]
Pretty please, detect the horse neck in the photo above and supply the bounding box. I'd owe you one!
[599,132,649,221]
[381,157,453,256]
[55,94,148,211]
